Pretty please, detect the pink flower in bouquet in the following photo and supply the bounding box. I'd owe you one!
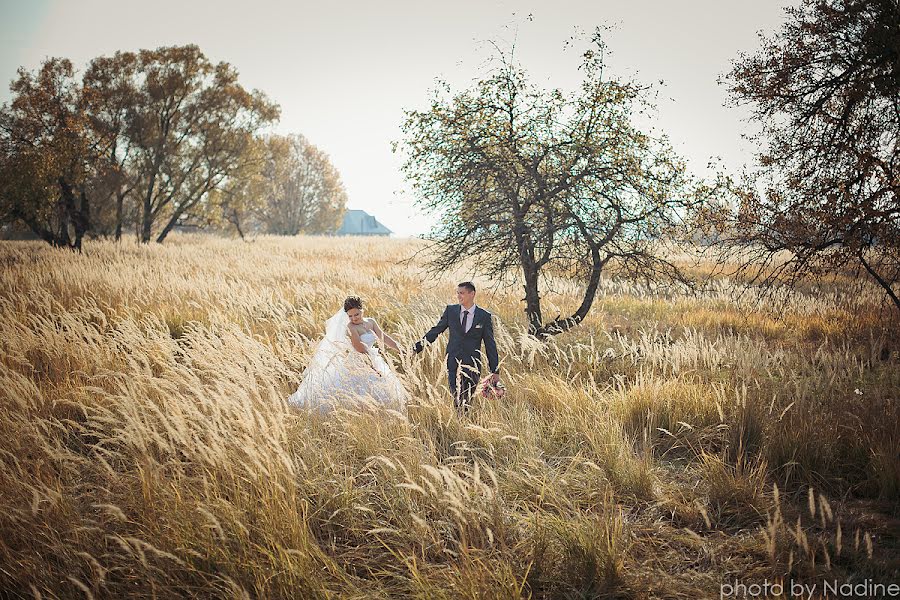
[479,375,506,399]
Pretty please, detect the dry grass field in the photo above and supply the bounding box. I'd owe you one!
[0,235,897,599]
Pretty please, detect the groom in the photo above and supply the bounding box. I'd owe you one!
[413,282,500,411]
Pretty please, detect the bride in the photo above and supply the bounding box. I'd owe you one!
[289,295,408,412]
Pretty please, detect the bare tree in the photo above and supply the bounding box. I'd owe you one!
[398,32,722,337]
[719,0,900,313]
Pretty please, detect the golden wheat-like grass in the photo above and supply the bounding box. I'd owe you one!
[0,234,897,599]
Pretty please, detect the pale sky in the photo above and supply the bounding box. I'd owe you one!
[0,0,795,237]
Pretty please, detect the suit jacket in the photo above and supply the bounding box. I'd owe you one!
[422,305,500,374]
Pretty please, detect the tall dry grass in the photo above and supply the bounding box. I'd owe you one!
[0,234,897,599]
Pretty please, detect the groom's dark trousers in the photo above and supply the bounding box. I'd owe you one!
[415,305,500,409]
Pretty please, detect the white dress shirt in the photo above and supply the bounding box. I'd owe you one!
[459,303,476,332]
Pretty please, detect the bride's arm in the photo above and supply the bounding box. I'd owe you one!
[347,325,368,353]
[370,319,400,352]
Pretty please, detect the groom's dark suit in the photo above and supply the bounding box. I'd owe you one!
[414,304,500,408]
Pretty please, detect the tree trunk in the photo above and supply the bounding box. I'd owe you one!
[141,196,153,243]
[114,189,125,241]
[57,178,78,249]
[57,178,91,252]
[522,264,543,335]
[72,188,90,253]
[141,170,158,244]
[55,194,72,248]
[230,209,246,240]
[14,209,59,247]
[511,206,543,335]
[859,252,900,314]
[534,249,606,338]
[155,208,183,243]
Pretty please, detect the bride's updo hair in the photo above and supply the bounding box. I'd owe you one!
[343,295,363,313]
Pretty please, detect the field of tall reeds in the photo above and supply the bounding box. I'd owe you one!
[1,235,897,599]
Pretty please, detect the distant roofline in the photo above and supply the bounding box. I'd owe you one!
[336,208,392,235]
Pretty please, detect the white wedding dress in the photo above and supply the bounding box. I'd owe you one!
[289,310,408,413]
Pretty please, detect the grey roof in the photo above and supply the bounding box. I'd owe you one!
[336,209,392,236]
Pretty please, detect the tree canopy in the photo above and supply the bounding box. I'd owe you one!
[1,44,345,246]
[0,59,100,250]
[253,134,347,236]
[720,0,900,312]
[125,46,280,242]
[398,33,723,336]
[211,134,347,238]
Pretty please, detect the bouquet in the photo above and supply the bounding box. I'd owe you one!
[478,375,506,399]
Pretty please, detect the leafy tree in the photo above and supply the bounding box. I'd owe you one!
[256,134,347,236]
[1,46,280,246]
[124,45,280,243]
[207,134,269,239]
[720,0,900,312]
[82,51,140,240]
[209,134,348,238]
[0,59,100,250]
[398,34,721,337]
